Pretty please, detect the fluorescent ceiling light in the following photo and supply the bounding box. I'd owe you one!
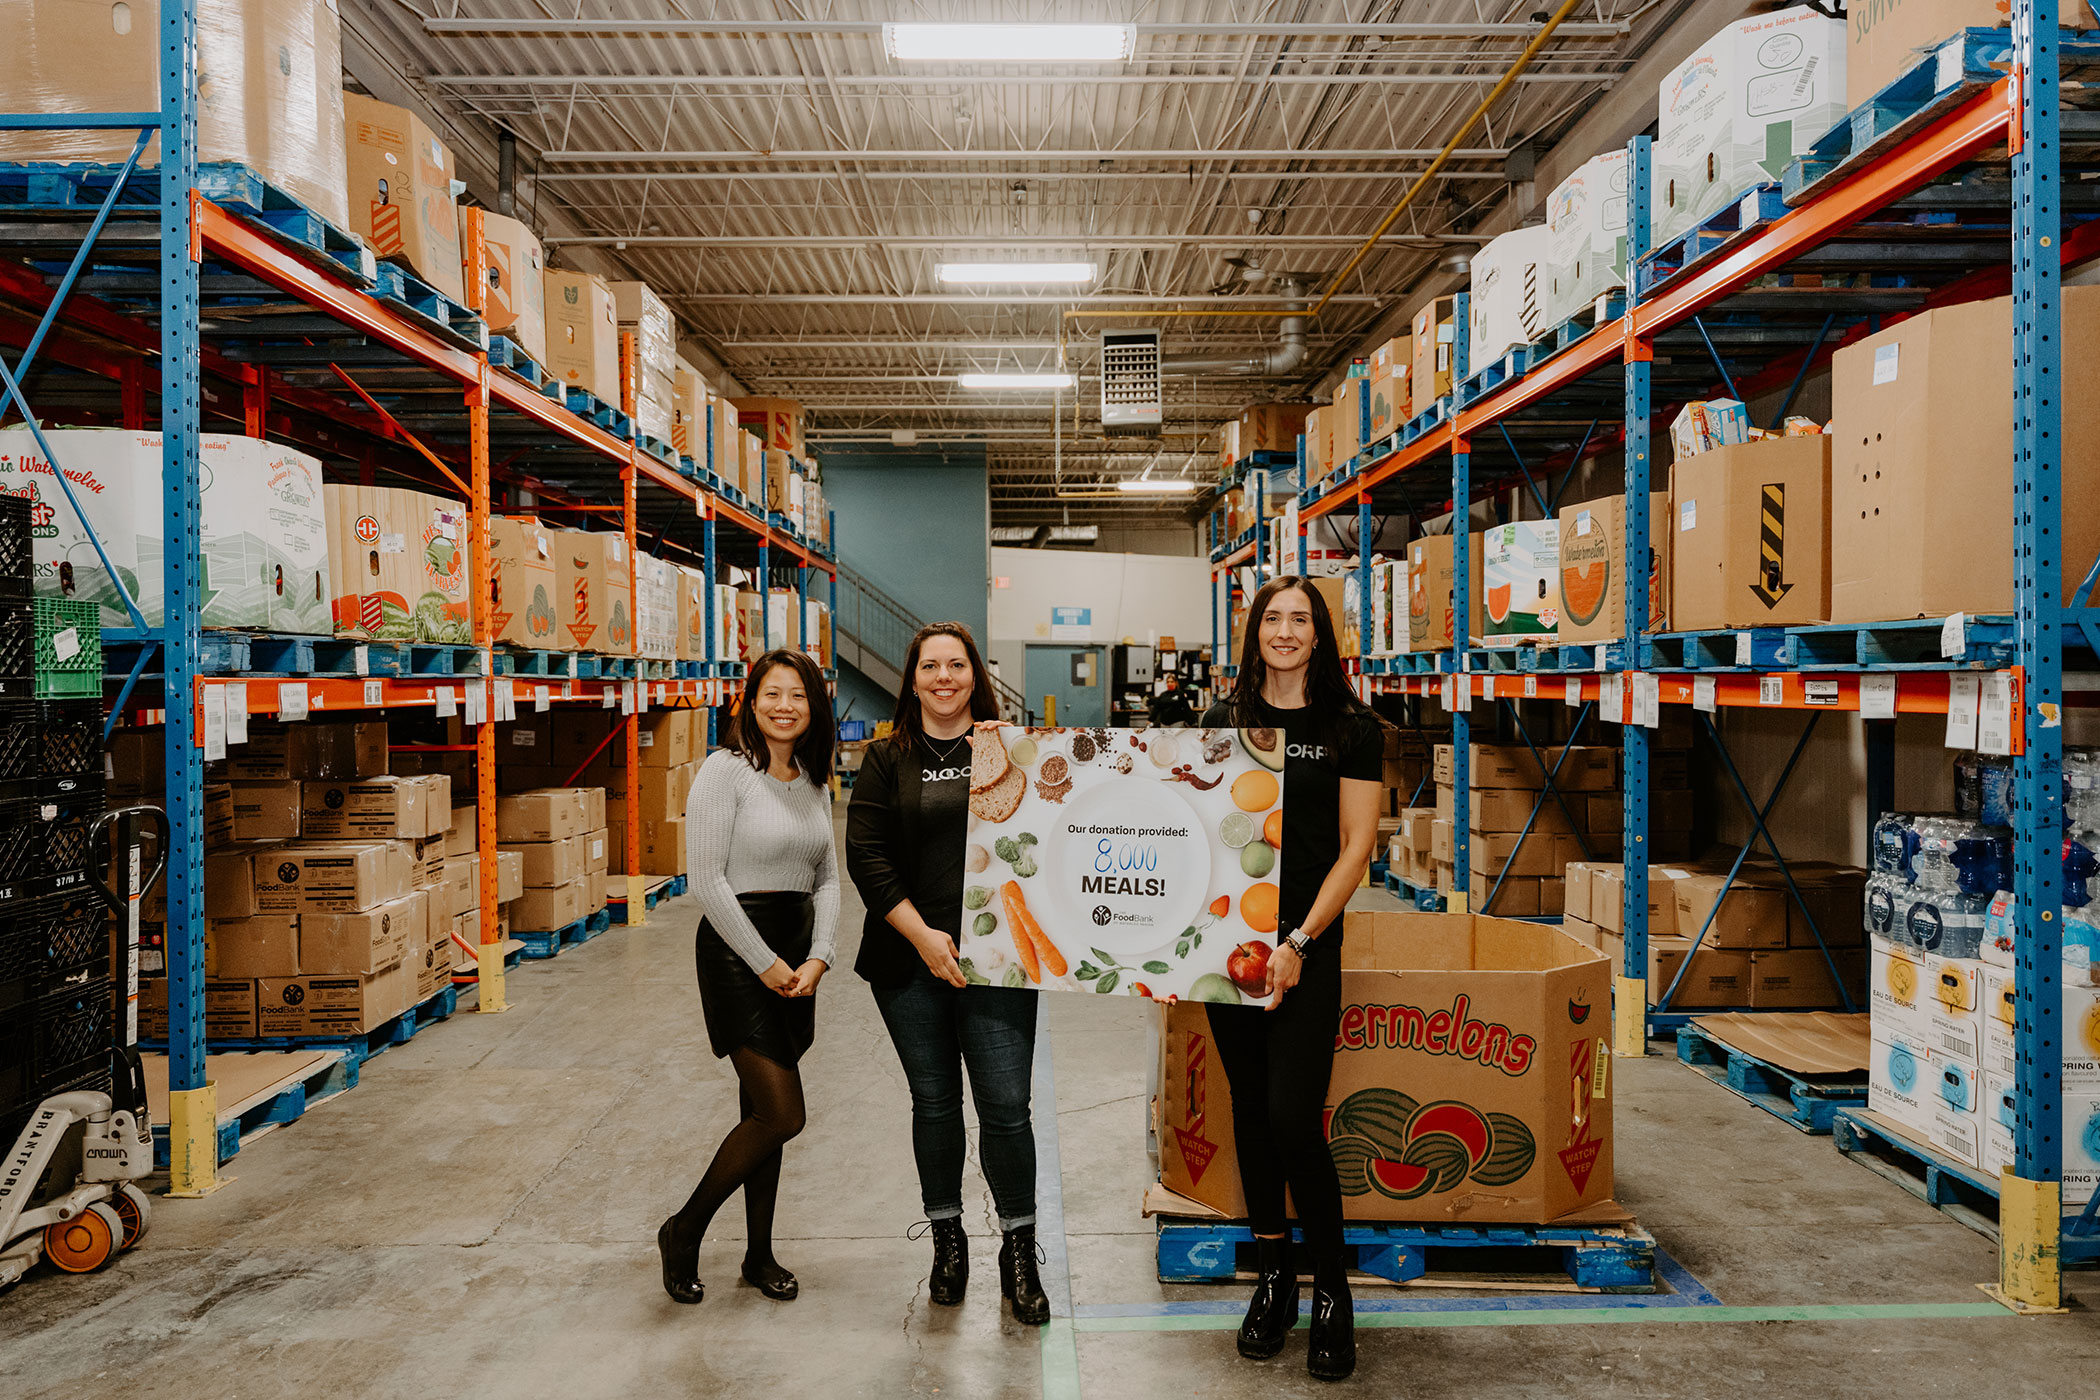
[1117,478,1197,493]
[958,373,1076,389]
[937,261,1097,285]
[885,23,1135,63]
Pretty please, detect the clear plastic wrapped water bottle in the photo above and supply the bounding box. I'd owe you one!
[1943,829,2008,960]
[1956,753,2016,828]
[1904,817,1971,956]
[1867,812,1919,946]
[2064,750,2100,983]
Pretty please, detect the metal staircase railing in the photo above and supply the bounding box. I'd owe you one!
[832,562,1033,722]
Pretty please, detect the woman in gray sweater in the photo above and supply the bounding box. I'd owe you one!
[659,648,838,1306]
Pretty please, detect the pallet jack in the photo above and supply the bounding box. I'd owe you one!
[0,803,167,1290]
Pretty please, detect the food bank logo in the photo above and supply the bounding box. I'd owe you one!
[1336,993,1537,1076]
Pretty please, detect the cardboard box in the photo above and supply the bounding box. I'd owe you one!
[1469,871,1564,919]
[1545,149,1630,331]
[1870,934,1933,1040]
[1469,830,1565,880]
[1601,929,1751,1008]
[477,211,546,362]
[497,789,591,843]
[287,721,388,781]
[1748,947,1868,1008]
[544,270,621,404]
[733,397,804,456]
[209,915,300,980]
[446,804,478,858]
[409,834,446,891]
[411,905,454,1001]
[1828,291,2100,623]
[301,776,428,840]
[640,763,697,824]
[1470,788,1577,835]
[553,530,634,655]
[1407,533,1484,651]
[1468,224,1553,370]
[637,554,679,663]
[1366,373,1408,442]
[640,819,688,876]
[301,892,420,975]
[1237,402,1312,456]
[1846,0,2093,109]
[1158,910,1615,1224]
[1437,743,1615,792]
[496,849,525,905]
[262,964,412,1037]
[509,878,592,932]
[582,828,612,875]
[0,430,331,634]
[501,835,586,888]
[140,976,257,1042]
[1480,521,1560,639]
[1652,8,1847,250]
[1368,336,1411,382]
[1330,378,1366,467]
[277,841,412,914]
[1557,493,1670,643]
[671,367,707,460]
[1589,864,1684,937]
[324,484,422,641]
[1926,955,1986,1066]
[444,852,480,919]
[343,92,464,302]
[228,780,302,842]
[1670,436,1831,631]
[610,282,678,446]
[1791,870,1867,949]
[1868,1027,1937,1135]
[1411,298,1459,410]
[489,515,561,649]
[1673,873,1788,951]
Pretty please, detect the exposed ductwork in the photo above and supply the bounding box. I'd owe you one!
[1160,277,1309,377]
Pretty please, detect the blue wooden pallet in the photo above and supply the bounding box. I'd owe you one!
[564,388,634,439]
[142,986,460,1069]
[1639,627,1789,672]
[106,629,439,679]
[1360,652,1444,677]
[1155,1216,1657,1291]
[1636,184,1791,298]
[637,432,678,466]
[513,905,615,960]
[608,874,689,923]
[595,654,638,679]
[409,643,488,675]
[1456,343,1536,406]
[370,262,487,350]
[1676,1023,1864,1135]
[488,335,564,400]
[149,1048,356,1169]
[0,160,378,287]
[1399,395,1454,443]
[1464,641,1614,676]
[1834,1108,2100,1263]
[504,648,578,677]
[1779,615,2016,670]
[1382,870,1446,911]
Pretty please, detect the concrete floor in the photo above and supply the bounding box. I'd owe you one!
[4,823,2097,1398]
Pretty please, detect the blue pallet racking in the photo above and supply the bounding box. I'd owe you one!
[1221,5,2098,1306]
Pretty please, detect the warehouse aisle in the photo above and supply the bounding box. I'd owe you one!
[2,824,2095,1398]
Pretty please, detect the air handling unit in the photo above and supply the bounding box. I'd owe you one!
[1100,329,1163,436]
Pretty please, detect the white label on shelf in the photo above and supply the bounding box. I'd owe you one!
[1637,673,1661,728]
[1735,631,1754,667]
[1803,679,1841,707]
[496,679,517,722]
[1759,675,1784,706]
[1941,612,1966,659]
[1860,674,1897,719]
[1873,343,1900,385]
[1946,673,1981,748]
[466,680,486,727]
[354,644,369,677]
[1693,675,1718,712]
[141,948,163,974]
[225,684,248,744]
[1482,675,1496,702]
[602,689,617,709]
[1978,672,2015,755]
[51,626,79,662]
[364,680,383,707]
[1441,675,1454,709]
[1602,674,1623,722]
[562,681,575,700]
[434,686,458,718]
[1523,676,1538,698]
[1565,677,1582,706]
[202,686,227,761]
[277,682,309,721]
[622,681,638,715]
[535,685,550,713]
[655,683,667,706]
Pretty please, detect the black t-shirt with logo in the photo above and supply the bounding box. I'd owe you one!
[1202,696,1383,931]
[913,735,973,937]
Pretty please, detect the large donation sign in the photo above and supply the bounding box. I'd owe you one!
[961,725,1285,1002]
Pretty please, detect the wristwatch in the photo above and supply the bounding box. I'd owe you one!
[1283,929,1314,958]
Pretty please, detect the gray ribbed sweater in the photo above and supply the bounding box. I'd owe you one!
[684,748,841,974]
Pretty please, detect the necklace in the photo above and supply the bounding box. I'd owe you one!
[922,731,970,766]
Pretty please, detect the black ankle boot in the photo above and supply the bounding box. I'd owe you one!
[657,1218,704,1305]
[1306,1254,1356,1382]
[1236,1237,1299,1360]
[998,1225,1050,1325]
[927,1218,968,1306]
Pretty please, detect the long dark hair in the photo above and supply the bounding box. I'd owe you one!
[890,622,999,751]
[1229,575,1370,740]
[728,648,834,786]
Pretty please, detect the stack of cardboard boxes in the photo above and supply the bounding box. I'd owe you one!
[611,282,677,446]
[500,709,702,883]
[1426,742,1621,917]
[324,483,474,644]
[497,788,611,934]
[440,803,524,978]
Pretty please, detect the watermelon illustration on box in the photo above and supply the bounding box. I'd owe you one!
[959,725,1283,1002]
[1159,910,1618,1224]
[1482,521,1560,640]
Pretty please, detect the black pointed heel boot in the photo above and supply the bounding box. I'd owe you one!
[1306,1252,1356,1382]
[999,1224,1051,1325]
[927,1217,968,1306]
[657,1219,705,1305]
[1236,1237,1299,1360]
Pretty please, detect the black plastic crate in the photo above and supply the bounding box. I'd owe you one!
[0,698,35,780]
[0,782,106,885]
[37,699,103,776]
[0,603,29,679]
[0,494,30,592]
[0,891,106,1015]
[0,1006,30,1106]
[0,1059,113,1162]
[34,977,112,1081]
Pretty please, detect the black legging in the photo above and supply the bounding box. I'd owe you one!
[665,1045,806,1277]
[1207,944,1345,1258]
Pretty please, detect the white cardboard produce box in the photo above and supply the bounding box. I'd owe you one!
[1546,149,1629,330]
[1467,223,1553,372]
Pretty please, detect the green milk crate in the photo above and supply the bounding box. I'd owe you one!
[33,599,101,699]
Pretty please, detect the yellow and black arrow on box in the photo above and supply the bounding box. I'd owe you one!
[1750,482,1791,608]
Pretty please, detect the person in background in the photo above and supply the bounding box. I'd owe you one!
[659,649,838,1306]
[1147,673,1197,728]
[1200,577,1382,1382]
[844,622,1050,1325]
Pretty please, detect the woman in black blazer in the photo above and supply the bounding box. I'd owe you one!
[845,622,1048,1325]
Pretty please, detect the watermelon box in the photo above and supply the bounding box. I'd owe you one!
[1155,909,1621,1226]
[1554,492,1670,645]
[1481,521,1561,640]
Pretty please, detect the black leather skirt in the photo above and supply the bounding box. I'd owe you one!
[695,891,817,1063]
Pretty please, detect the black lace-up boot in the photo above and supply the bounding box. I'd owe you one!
[998,1224,1050,1324]
[926,1217,968,1306]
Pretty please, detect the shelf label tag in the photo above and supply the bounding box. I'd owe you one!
[1636,673,1661,728]
[655,683,668,706]
[277,682,309,721]
[1803,679,1841,707]
[1565,677,1582,707]
[563,681,575,700]
[354,644,369,677]
[364,680,383,707]
[535,685,551,713]
[202,686,227,762]
[1941,612,1966,659]
[1481,675,1496,702]
[434,687,458,718]
[1735,631,1754,667]
[1693,676,1718,713]
[1978,672,2014,755]
[1946,673,1981,748]
[1758,675,1784,706]
[225,683,248,744]
[622,681,638,715]
[602,688,618,709]
[1523,676,1538,698]
[466,680,487,726]
[1860,674,1897,720]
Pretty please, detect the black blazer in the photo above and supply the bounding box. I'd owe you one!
[845,738,931,988]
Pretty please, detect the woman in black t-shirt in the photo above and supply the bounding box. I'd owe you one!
[844,622,1049,1326]
[1199,576,1382,1383]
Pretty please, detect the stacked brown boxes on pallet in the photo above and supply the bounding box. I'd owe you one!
[544,270,621,404]
[343,93,465,303]
[477,213,547,364]
[609,282,678,446]
[443,803,526,974]
[498,788,605,933]
[1428,741,1620,918]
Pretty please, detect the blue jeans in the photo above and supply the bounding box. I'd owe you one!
[871,970,1039,1231]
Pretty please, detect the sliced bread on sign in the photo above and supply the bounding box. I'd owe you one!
[968,728,1012,793]
[969,763,1026,823]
